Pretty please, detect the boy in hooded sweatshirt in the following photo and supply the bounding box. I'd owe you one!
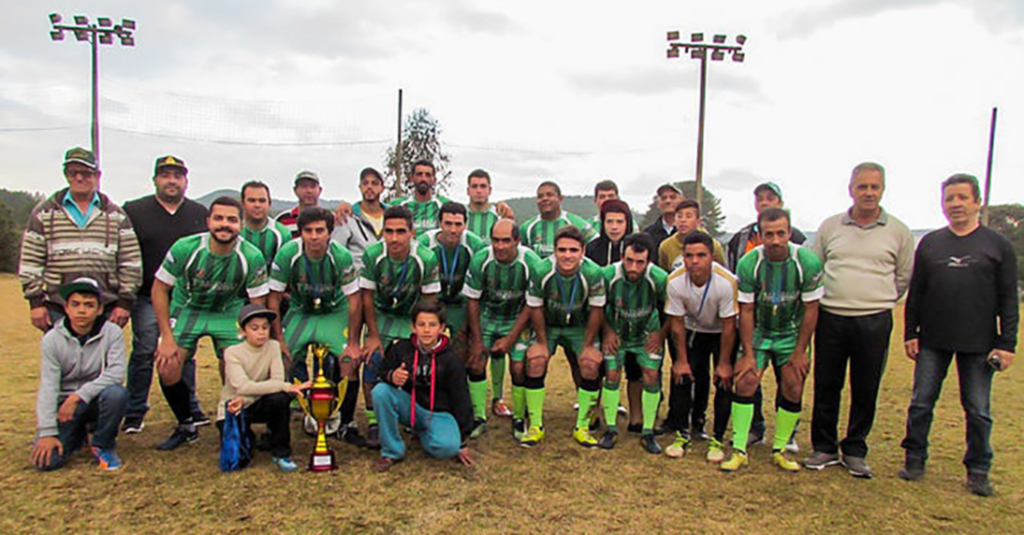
[585,199,634,268]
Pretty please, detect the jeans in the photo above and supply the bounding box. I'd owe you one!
[811,309,892,458]
[38,384,128,471]
[901,346,994,475]
[126,296,200,420]
[372,383,462,461]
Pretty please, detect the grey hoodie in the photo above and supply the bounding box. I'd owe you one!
[36,319,126,438]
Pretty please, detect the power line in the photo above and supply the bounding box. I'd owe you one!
[105,126,392,147]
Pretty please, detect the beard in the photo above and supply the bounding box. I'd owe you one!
[415,181,432,196]
[156,188,183,204]
[211,228,238,245]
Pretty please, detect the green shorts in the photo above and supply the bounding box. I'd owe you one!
[443,302,467,337]
[378,311,413,349]
[542,326,597,360]
[605,345,663,372]
[481,319,529,362]
[753,333,802,369]
[170,306,241,359]
[283,308,349,362]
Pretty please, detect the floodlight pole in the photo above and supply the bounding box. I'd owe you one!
[91,30,99,166]
[695,54,707,210]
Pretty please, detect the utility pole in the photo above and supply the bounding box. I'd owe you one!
[396,88,404,194]
[982,107,997,226]
[666,32,746,211]
[49,13,136,168]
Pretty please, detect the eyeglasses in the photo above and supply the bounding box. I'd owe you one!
[65,169,97,178]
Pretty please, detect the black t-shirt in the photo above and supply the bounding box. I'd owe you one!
[905,225,1019,353]
[123,195,208,297]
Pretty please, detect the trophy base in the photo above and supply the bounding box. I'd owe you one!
[309,450,337,472]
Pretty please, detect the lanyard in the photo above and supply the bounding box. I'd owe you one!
[556,272,580,324]
[765,261,783,317]
[688,272,713,347]
[303,254,327,310]
[439,243,461,295]
[389,258,412,307]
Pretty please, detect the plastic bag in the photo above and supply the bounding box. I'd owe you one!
[219,402,252,472]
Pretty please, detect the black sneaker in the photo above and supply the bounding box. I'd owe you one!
[338,424,367,447]
[898,456,926,482]
[255,432,273,451]
[365,423,381,450]
[512,418,526,441]
[747,428,765,447]
[190,410,211,428]
[641,433,663,454]
[691,424,709,441]
[121,416,145,434]
[156,427,198,451]
[627,423,643,434]
[966,473,994,497]
[597,429,618,450]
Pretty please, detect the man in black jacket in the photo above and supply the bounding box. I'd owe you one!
[372,301,474,472]
[585,199,634,267]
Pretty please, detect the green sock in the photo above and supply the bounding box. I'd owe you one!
[365,408,377,426]
[774,407,801,451]
[525,388,545,428]
[642,385,660,433]
[469,379,489,421]
[576,387,600,429]
[490,357,506,401]
[731,401,753,453]
[602,382,620,432]
[512,385,526,420]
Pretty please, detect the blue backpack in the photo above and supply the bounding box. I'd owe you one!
[219,403,252,472]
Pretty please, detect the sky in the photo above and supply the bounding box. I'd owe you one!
[1,0,1023,232]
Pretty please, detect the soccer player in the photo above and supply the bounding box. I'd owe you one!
[152,196,270,451]
[276,170,323,238]
[268,207,364,443]
[359,205,440,447]
[240,180,292,271]
[658,200,726,272]
[392,160,452,233]
[522,226,606,447]
[521,181,598,258]
[465,168,515,240]
[663,232,738,462]
[721,207,822,472]
[464,219,541,438]
[598,234,668,453]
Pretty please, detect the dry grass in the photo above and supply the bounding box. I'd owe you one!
[0,274,1020,534]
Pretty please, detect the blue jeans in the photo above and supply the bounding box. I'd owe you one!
[126,296,200,420]
[371,383,462,461]
[38,384,128,471]
[901,346,995,475]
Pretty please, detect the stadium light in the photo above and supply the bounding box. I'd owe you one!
[665,30,747,210]
[48,12,137,167]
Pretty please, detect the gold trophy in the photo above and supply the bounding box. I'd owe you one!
[294,344,348,471]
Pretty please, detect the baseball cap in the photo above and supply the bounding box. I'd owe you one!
[154,155,188,174]
[58,277,102,301]
[294,170,320,185]
[656,183,682,196]
[63,147,98,170]
[237,303,277,328]
[754,182,783,200]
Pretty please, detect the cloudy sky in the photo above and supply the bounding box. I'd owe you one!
[2,0,1022,232]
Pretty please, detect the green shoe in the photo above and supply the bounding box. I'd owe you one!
[573,426,598,448]
[706,438,725,463]
[520,426,545,448]
[720,451,749,472]
[665,431,690,459]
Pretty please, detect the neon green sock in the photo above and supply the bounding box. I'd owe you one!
[602,382,620,432]
[642,385,660,433]
[512,385,526,419]
[525,387,545,428]
[731,401,753,453]
[774,407,801,451]
[365,408,377,426]
[576,387,600,429]
[469,379,489,421]
[490,357,506,401]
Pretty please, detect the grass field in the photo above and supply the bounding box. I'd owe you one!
[0,274,1020,534]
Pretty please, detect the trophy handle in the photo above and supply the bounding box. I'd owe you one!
[330,377,349,419]
[293,378,312,416]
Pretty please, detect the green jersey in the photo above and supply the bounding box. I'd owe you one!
[416,229,486,305]
[526,256,606,328]
[269,240,359,314]
[463,245,541,324]
[359,240,440,316]
[392,195,452,234]
[240,219,291,270]
[736,244,824,340]
[603,262,667,346]
[466,206,500,240]
[156,233,269,312]
[520,211,598,258]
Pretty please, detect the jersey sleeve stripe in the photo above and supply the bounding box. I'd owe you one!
[462,286,482,299]
[422,281,441,294]
[247,282,270,298]
[802,286,825,302]
[154,267,177,286]
[738,291,755,304]
[268,279,288,292]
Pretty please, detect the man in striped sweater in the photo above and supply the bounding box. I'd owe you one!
[18,147,142,332]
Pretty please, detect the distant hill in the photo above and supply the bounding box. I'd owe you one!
[194,189,340,217]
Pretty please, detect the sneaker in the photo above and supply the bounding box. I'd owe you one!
[520,425,545,448]
[785,434,800,454]
[898,457,926,482]
[272,456,299,472]
[966,473,994,497]
[190,410,211,428]
[617,405,628,416]
[842,455,873,479]
[91,447,123,471]
[573,427,598,448]
[492,399,513,418]
[720,451,749,472]
[597,429,617,450]
[255,432,273,451]
[470,418,488,439]
[365,423,381,450]
[706,438,726,463]
[747,428,765,447]
[512,418,526,441]
[337,424,367,447]
[691,425,709,441]
[772,451,801,472]
[373,457,400,473]
[665,431,690,459]
[121,417,145,434]
[626,423,643,435]
[156,427,198,451]
[803,451,841,470]
[641,433,662,454]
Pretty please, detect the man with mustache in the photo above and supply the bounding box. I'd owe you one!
[392,160,452,234]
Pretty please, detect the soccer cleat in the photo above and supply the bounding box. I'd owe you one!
[470,418,488,439]
[966,473,994,497]
[720,451,749,472]
[665,431,691,459]
[121,417,145,434]
[272,456,299,472]
[772,451,801,472]
[511,418,526,441]
[706,438,726,463]
[573,427,599,448]
[155,427,198,451]
[91,447,122,471]
[190,410,211,428]
[492,399,513,418]
[641,433,662,454]
[520,426,545,448]
[597,429,617,450]
[898,457,926,482]
[337,424,367,447]
[626,423,643,435]
[803,451,841,470]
